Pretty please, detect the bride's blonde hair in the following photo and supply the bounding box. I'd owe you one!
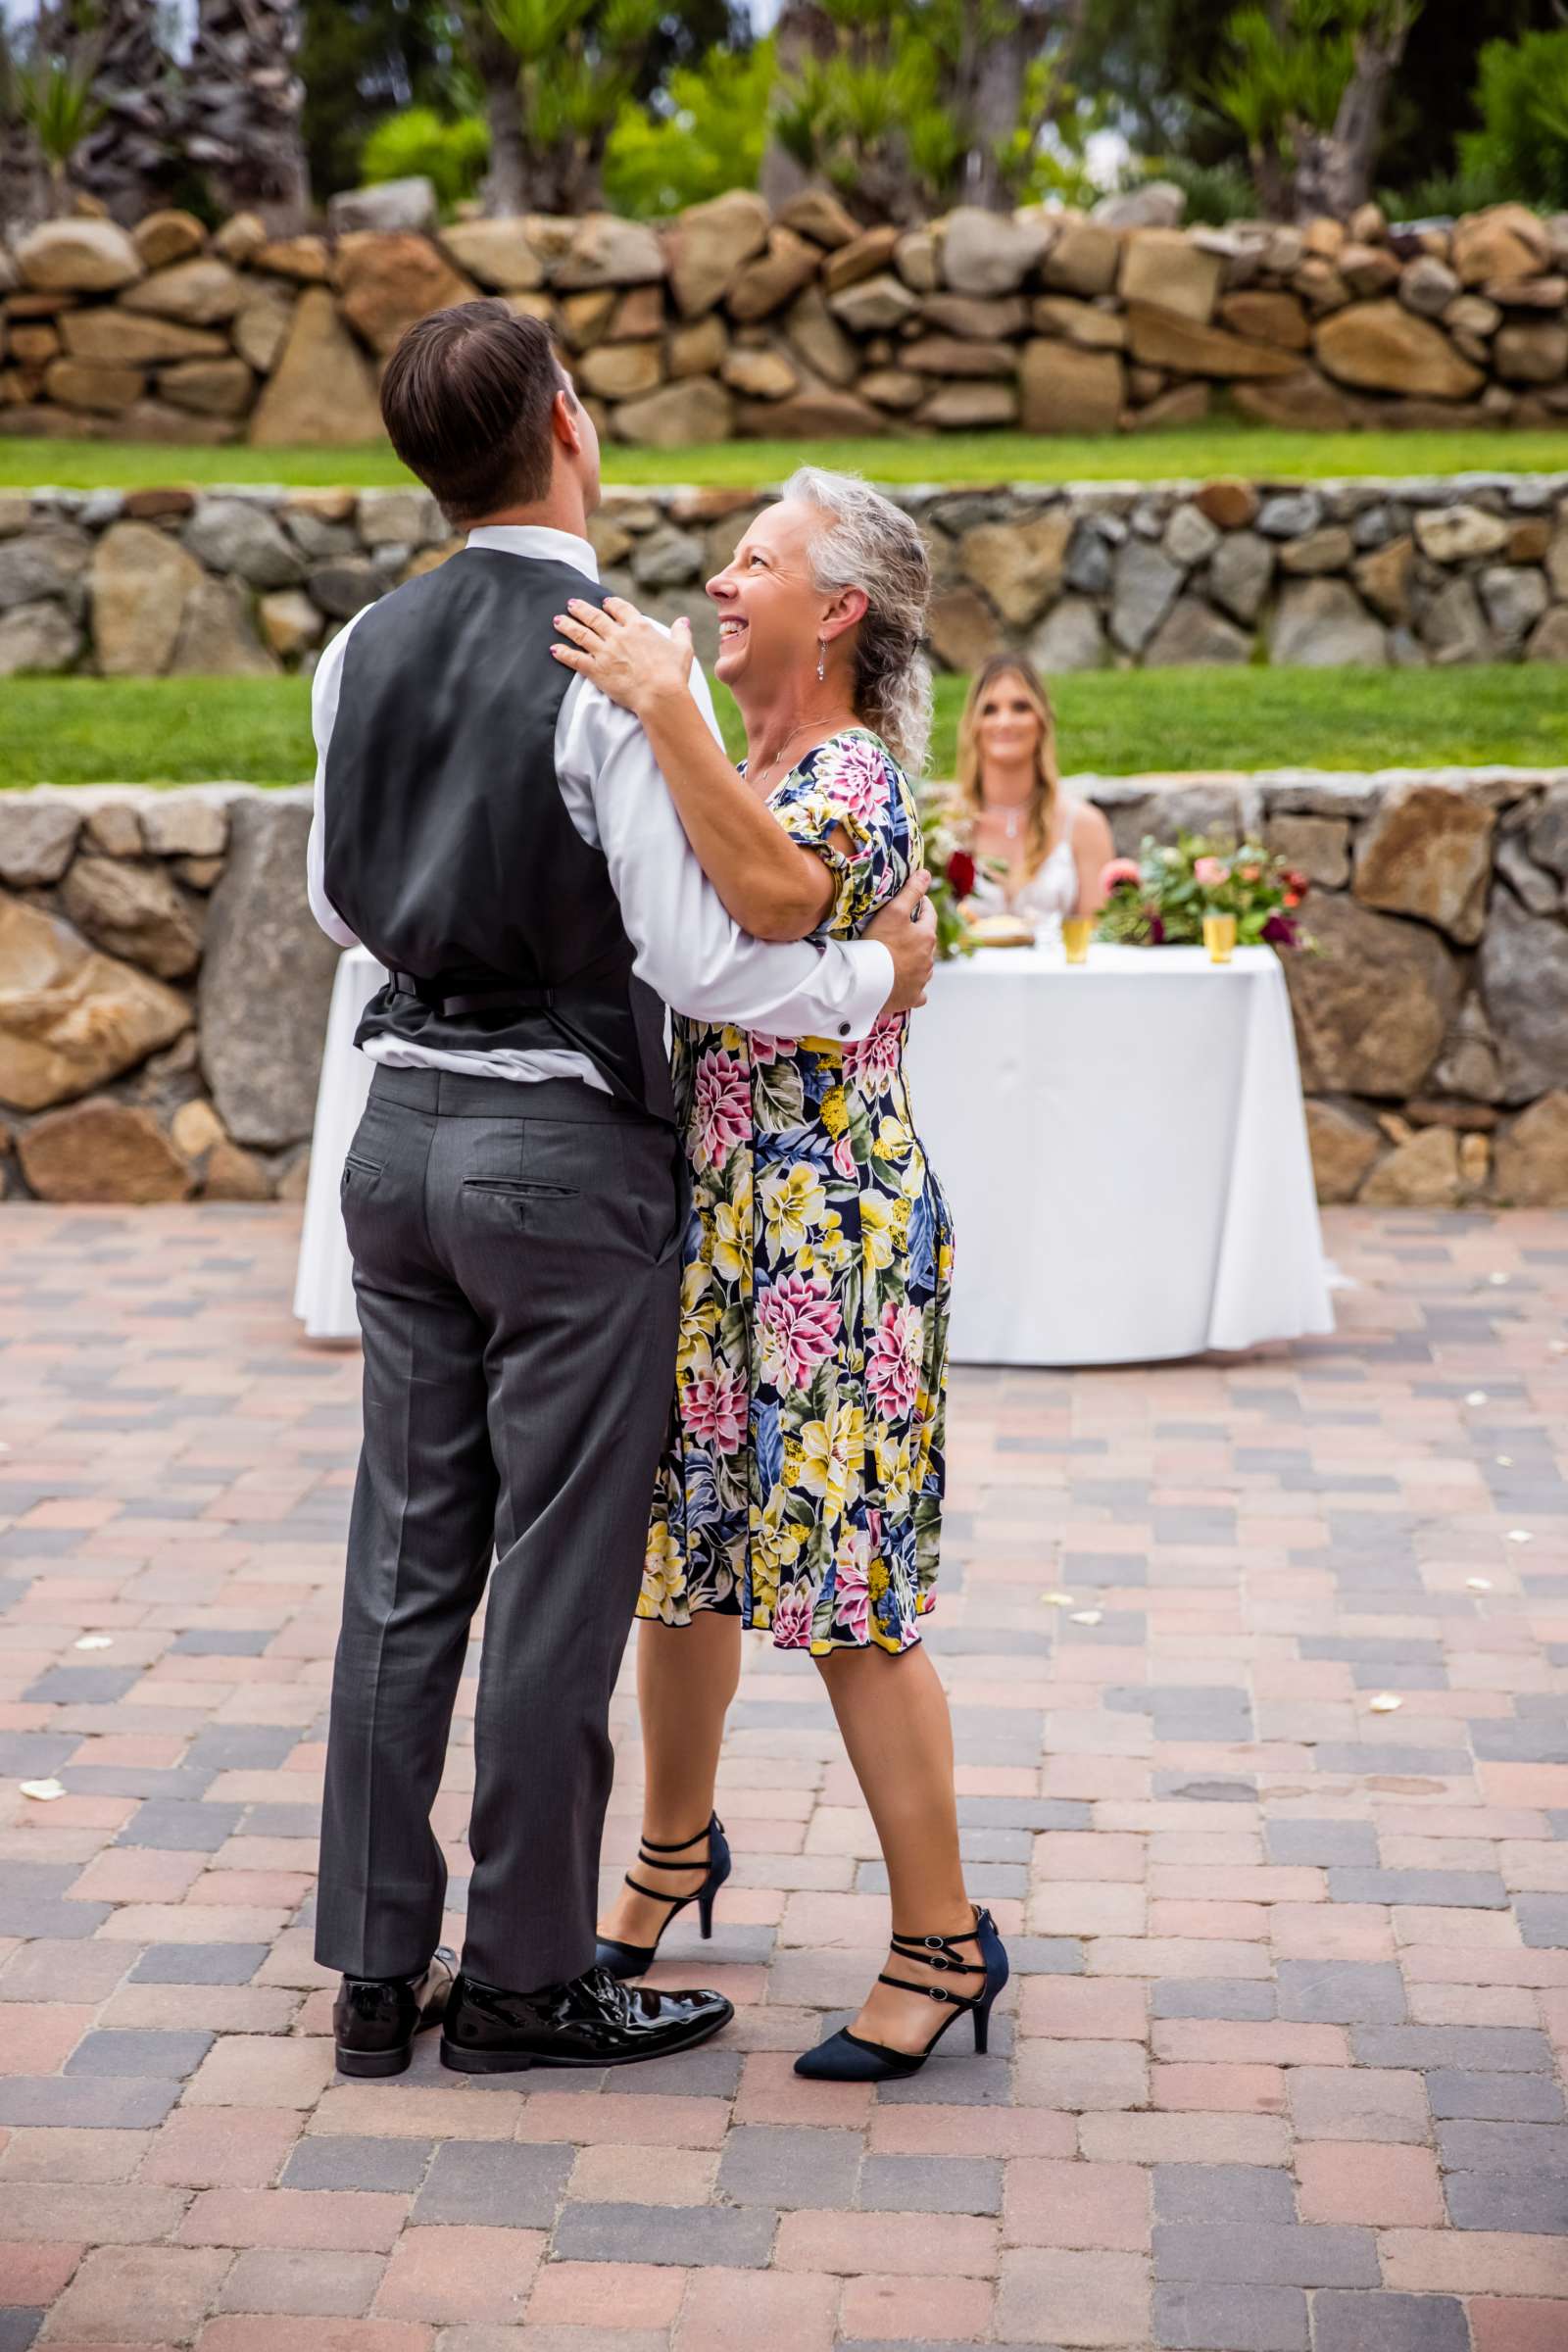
[956,657,1061,879]
[783,466,933,778]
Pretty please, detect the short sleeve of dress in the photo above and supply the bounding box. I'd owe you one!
[770,730,915,943]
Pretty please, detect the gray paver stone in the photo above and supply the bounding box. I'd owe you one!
[412,2137,572,2226]
[551,2201,778,2267]
[717,2125,861,2210]
[1152,2223,1379,2287]
[1154,2281,1308,2351]
[1310,2292,1470,2352]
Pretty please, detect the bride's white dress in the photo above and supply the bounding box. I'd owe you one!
[966,835,1079,941]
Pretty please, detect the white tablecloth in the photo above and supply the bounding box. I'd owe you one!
[296,941,1334,1366]
[904,942,1334,1365]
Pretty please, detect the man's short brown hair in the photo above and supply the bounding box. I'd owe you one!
[380,302,567,525]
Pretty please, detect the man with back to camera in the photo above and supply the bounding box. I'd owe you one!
[308,302,939,2078]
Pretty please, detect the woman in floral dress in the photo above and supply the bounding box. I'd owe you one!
[552,470,1006,2081]
[652,721,949,1658]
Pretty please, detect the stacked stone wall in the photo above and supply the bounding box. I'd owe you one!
[3,770,1567,1212]
[3,473,1567,679]
[3,194,1566,450]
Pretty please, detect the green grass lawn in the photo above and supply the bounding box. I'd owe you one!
[1,421,1562,493]
[5,665,1560,790]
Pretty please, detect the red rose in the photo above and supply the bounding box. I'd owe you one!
[947,850,976,899]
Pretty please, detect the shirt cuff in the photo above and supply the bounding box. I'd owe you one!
[840,939,894,1040]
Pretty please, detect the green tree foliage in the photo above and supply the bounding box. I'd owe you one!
[1208,0,1419,218]
[769,0,1094,222]
[1456,27,1568,208]
[0,5,104,217]
[602,38,772,216]
[466,0,739,212]
[360,104,491,206]
[299,0,457,200]
[1073,0,1564,205]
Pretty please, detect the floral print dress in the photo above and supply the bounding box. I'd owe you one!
[640,728,954,1655]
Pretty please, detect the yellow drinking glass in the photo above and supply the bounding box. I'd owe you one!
[1061,917,1094,965]
[1203,913,1238,964]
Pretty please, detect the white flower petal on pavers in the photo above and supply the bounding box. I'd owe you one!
[1368,1692,1402,1712]
[74,1634,114,1649]
[1507,1529,1533,1544]
[1466,1575,1494,1592]
[1042,1590,1076,1607]
[20,1780,66,1800]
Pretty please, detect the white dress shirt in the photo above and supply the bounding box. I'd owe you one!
[305,523,895,1091]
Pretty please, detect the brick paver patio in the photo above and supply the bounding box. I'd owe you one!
[2,1202,1566,2352]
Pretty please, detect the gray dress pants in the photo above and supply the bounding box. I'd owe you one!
[314,1065,683,1990]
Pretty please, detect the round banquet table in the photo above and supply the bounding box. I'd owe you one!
[295,941,1334,1366]
[903,941,1334,1366]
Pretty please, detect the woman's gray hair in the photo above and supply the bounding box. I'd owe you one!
[782,466,933,778]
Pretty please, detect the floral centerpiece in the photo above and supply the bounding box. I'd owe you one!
[914,780,978,961]
[1096,832,1311,951]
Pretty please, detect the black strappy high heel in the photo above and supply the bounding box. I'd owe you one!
[594,1814,732,1980]
[793,1906,1008,2081]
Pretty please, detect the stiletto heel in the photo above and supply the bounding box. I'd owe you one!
[794,1907,1009,2082]
[595,1815,731,1980]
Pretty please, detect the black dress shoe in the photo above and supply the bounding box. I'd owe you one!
[333,1947,457,2079]
[440,1963,733,2075]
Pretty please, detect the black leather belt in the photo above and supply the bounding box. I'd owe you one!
[389,966,555,1018]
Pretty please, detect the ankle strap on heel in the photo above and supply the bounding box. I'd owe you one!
[638,1821,716,1854]
[878,1918,990,2008]
[621,1819,716,1906]
[889,1924,984,1976]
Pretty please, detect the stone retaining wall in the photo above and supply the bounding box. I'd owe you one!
[3,770,1567,1214]
[3,195,1566,450]
[5,473,1567,679]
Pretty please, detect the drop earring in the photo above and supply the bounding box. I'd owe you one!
[815,639,826,683]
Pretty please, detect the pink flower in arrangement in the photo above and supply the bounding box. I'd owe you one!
[866,1298,924,1420]
[692,1047,751,1172]
[1101,857,1142,892]
[1238,863,1261,883]
[1193,856,1228,888]
[772,1584,814,1648]
[682,1362,748,1453]
[758,1271,842,1393]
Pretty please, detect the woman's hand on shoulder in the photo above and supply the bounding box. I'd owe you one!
[551,595,693,717]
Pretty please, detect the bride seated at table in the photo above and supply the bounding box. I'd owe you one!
[955,656,1113,942]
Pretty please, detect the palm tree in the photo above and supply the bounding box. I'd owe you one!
[0,4,101,229]
[73,0,181,221]
[182,0,311,227]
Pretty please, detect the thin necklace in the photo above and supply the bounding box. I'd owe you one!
[752,714,840,788]
[984,802,1027,841]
